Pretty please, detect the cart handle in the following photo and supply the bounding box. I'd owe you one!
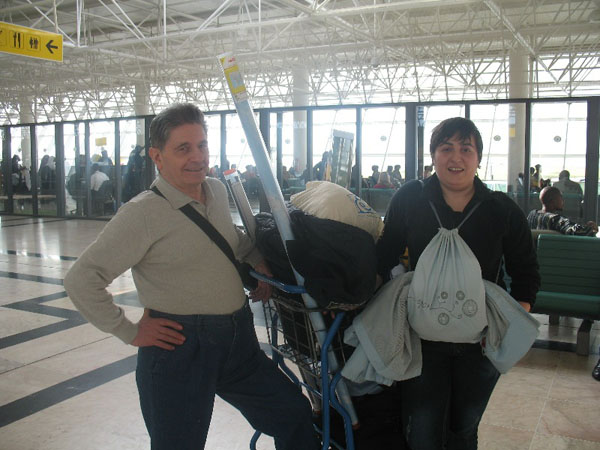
[249,270,307,294]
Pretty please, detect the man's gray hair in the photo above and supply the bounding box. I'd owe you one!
[150,103,207,150]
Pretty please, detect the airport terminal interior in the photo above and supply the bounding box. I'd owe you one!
[1,1,600,449]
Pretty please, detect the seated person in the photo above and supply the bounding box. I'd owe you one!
[527,186,597,236]
[369,165,380,187]
[373,172,395,189]
[391,165,403,186]
[281,165,291,189]
[241,164,260,196]
[422,165,433,179]
[90,163,109,192]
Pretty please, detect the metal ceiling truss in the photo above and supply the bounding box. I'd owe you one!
[0,0,599,124]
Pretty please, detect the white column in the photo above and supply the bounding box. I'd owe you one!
[19,98,34,170]
[135,83,149,147]
[508,49,530,193]
[292,67,309,173]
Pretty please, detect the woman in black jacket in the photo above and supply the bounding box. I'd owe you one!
[376,117,540,450]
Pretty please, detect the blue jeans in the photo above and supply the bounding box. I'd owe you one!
[136,303,318,450]
[401,340,500,450]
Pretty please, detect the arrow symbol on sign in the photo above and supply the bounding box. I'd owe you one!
[46,39,58,53]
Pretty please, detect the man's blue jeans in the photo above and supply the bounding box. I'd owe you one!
[136,303,318,450]
[400,340,500,450]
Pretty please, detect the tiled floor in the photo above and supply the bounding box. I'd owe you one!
[0,214,598,450]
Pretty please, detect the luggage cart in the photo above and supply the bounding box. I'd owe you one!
[218,54,358,449]
[224,170,357,450]
[259,287,356,450]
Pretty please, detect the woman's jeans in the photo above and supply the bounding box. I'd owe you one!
[136,303,318,450]
[401,340,500,450]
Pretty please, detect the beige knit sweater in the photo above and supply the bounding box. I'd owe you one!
[64,176,262,344]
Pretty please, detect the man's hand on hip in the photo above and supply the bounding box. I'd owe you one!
[132,309,185,350]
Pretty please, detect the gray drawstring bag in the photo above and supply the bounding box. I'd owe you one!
[408,202,488,343]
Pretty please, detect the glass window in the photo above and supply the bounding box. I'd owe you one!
[205,114,222,176]
[360,106,406,215]
[280,112,295,175]
[531,102,587,221]
[471,104,511,193]
[312,109,356,167]
[89,121,116,217]
[226,113,259,174]
[269,111,307,190]
[10,126,33,214]
[0,128,7,212]
[35,125,57,215]
[362,106,406,183]
[422,105,465,177]
[119,119,146,206]
[64,123,87,216]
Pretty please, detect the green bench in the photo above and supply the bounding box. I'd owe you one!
[532,234,600,355]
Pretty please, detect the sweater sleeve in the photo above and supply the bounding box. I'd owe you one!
[63,201,153,344]
[501,197,541,305]
[376,181,420,281]
[233,224,264,267]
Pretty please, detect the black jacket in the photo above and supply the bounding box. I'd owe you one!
[255,208,377,309]
[376,175,540,305]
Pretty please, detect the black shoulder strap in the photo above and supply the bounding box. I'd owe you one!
[151,186,238,269]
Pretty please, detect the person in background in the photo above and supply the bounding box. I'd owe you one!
[553,170,583,197]
[99,148,114,167]
[530,164,550,192]
[527,186,597,236]
[241,164,260,196]
[373,172,395,189]
[38,154,56,195]
[391,164,404,186]
[377,117,539,450]
[281,165,291,189]
[422,165,433,179]
[369,165,380,187]
[208,165,220,178]
[313,151,331,181]
[515,172,524,192]
[90,163,109,192]
[122,145,145,202]
[64,103,317,450]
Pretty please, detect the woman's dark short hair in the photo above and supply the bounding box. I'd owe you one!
[430,117,483,162]
[150,103,207,150]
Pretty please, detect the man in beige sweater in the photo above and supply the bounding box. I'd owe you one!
[64,103,317,450]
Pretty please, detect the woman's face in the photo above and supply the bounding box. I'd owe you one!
[432,132,480,193]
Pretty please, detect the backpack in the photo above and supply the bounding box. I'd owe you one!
[407,201,488,343]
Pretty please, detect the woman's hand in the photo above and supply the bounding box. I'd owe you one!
[518,301,532,312]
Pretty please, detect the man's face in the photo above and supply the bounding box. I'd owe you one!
[149,123,209,194]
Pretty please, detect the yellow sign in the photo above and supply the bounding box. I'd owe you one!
[218,54,249,102]
[0,21,63,62]
[95,137,107,146]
